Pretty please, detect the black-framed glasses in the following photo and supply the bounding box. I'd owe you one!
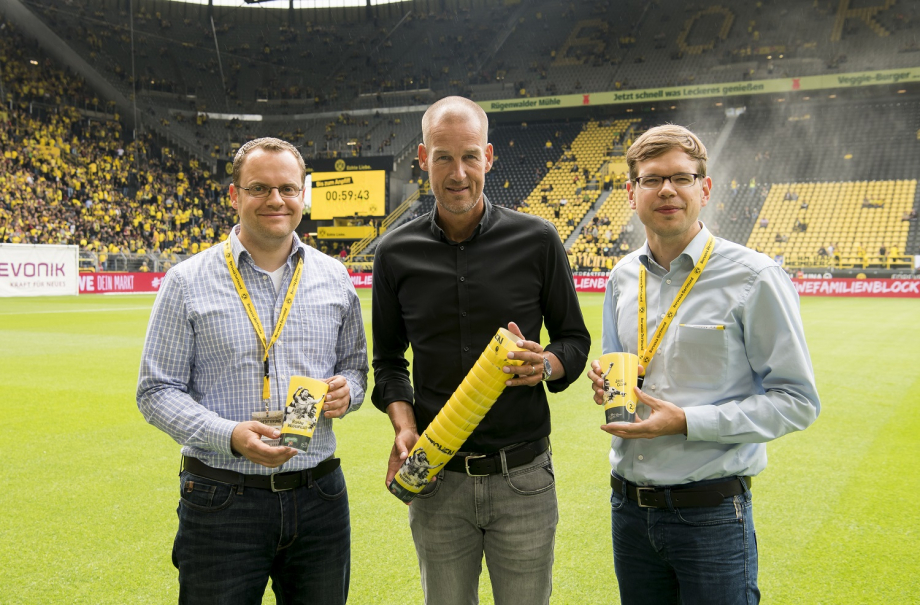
[634,173,700,190]
[238,184,303,199]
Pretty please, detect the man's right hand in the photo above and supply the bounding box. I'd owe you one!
[386,427,420,488]
[385,400,420,491]
[231,421,299,468]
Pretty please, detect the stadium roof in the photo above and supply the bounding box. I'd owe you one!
[170,0,408,7]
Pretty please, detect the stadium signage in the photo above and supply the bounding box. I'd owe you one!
[349,273,373,288]
[347,272,610,292]
[0,244,79,297]
[79,272,165,294]
[480,67,920,113]
[792,278,920,298]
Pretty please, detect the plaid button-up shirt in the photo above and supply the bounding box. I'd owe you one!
[137,227,368,473]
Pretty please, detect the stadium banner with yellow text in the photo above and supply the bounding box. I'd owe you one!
[479,67,920,113]
[0,244,79,297]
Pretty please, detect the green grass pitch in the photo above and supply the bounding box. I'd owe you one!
[1,291,917,604]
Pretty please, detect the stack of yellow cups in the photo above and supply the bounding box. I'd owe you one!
[388,327,526,503]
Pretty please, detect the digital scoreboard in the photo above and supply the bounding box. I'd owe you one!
[307,157,390,220]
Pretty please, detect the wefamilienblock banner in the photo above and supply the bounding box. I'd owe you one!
[0,244,79,297]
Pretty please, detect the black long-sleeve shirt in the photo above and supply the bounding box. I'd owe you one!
[371,196,590,452]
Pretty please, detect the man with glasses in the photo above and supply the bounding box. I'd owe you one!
[138,137,367,604]
[587,125,820,604]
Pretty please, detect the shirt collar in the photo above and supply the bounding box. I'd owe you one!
[229,225,305,268]
[428,194,494,243]
[639,221,712,271]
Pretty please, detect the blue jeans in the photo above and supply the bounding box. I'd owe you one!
[172,466,350,605]
[610,475,759,605]
[408,450,558,605]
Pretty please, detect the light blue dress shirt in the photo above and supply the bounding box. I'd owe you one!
[137,227,368,474]
[602,224,820,485]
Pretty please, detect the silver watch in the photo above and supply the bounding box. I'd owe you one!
[541,356,553,381]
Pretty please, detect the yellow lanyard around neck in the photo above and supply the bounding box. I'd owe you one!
[637,235,714,375]
[223,239,303,402]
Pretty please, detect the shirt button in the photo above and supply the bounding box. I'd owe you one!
[638,455,644,461]
[462,312,467,317]
[464,346,470,352]
[666,279,672,284]
[650,384,656,391]
[460,276,465,282]
[460,246,465,250]
[660,313,665,318]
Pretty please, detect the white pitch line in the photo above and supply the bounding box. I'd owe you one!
[0,307,151,316]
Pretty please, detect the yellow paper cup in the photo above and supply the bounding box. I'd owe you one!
[471,358,507,389]
[465,371,503,402]
[280,376,330,451]
[457,378,493,409]
[481,327,527,372]
[598,352,639,424]
[441,399,481,433]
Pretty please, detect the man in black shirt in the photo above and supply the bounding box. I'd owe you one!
[372,96,590,605]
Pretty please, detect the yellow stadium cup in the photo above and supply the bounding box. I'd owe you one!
[480,327,523,372]
[464,371,503,402]
[598,352,640,424]
[450,387,492,421]
[441,399,482,432]
[389,327,527,503]
[470,359,508,390]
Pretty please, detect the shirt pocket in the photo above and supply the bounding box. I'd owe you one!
[670,324,728,388]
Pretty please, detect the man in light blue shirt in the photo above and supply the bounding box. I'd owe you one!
[137,138,367,605]
[588,125,819,605]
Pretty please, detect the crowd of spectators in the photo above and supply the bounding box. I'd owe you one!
[0,22,236,261]
[0,20,373,267]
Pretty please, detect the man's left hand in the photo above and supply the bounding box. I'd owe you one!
[601,387,688,439]
[503,321,553,387]
[323,376,351,418]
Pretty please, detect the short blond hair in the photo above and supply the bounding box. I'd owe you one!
[626,124,708,182]
[232,137,306,185]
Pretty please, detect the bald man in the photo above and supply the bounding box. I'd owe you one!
[371,97,590,604]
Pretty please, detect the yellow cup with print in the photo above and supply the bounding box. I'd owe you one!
[465,371,503,402]
[441,399,482,433]
[471,358,507,390]
[390,431,453,501]
[279,376,329,451]
[389,327,528,503]
[598,353,639,424]
[481,327,525,372]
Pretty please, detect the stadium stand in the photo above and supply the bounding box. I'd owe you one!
[0,20,237,270]
[4,0,920,275]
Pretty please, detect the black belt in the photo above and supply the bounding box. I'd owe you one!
[182,456,340,492]
[444,437,549,476]
[611,474,751,508]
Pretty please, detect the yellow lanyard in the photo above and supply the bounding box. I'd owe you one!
[223,239,303,401]
[637,235,714,375]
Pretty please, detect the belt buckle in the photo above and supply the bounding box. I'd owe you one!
[270,473,294,492]
[464,454,488,477]
[635,487,656,508]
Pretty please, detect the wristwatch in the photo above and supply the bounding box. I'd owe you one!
[541,355,553,381]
